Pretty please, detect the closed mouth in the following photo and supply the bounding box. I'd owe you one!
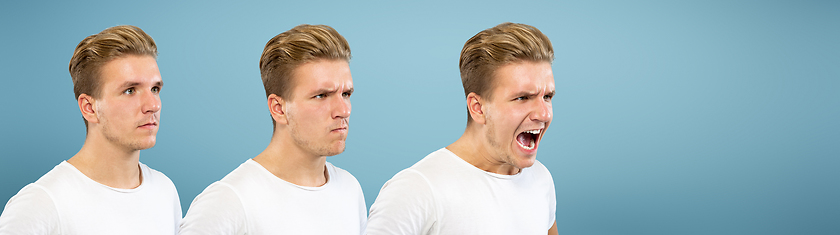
[139,122,157,128]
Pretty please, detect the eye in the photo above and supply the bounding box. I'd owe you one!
[342,91,352,98]
[151,86,161,93]
[123,88,135,95]
[514,96,528,101]
[543,94,553,101]
[314,94,326,99]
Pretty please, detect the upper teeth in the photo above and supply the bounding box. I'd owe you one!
[524,130,540,135]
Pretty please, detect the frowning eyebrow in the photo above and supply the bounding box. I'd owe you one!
[513,89,555,98]
[312,88,337,95]
[313,87,353,95]
[513,91,539,98]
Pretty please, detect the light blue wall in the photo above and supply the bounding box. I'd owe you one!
[1,0,838,233]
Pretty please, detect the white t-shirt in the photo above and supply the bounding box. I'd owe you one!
[179,159,367,235]
[367,148,556,235]
[0,161,182,235]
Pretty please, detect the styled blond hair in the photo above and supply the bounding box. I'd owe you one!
[459,22,554,101]
[69,25,158,100]
[259,24,351,100]
[68,25,158,127]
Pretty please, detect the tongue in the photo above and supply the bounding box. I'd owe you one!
[517,133,533,147]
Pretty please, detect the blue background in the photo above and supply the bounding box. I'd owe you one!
[1,0,838,234]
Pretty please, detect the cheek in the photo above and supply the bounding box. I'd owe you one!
[294,107,324,126]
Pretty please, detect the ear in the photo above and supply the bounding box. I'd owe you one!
[267,94,288,125]
[466,92,486,125]
[78,94,100,124]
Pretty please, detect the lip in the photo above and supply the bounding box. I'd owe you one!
[138,122,158,129]
[330,126,348,132]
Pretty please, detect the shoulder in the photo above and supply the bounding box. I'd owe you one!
[0,184,59,233]
[186,160,260,214]
[180,182,246,235]
[326,163,365,200]
[217,160,268,186]
[374,168,439,212]
[192,160,254,207]
[410,148,454,169]
[327,163,357,180]
[30,161,81,190]
[184,161,255,213]
[9,162,86,204]
[188,182,243,212]
[382,148,460,195]
[326,162,362,188]
[367,158,441,235]
[2,184,55,210]
[386,168,433,189]
[400,148,465,180]
[139,162,177,190]
[524,160,554,182]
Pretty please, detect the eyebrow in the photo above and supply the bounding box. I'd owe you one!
[512,89,555,98]
[313,86,353,95]
[117,80,163,89]
[313,88,337,95]
[119,82,142,89]
[513,91,539,98]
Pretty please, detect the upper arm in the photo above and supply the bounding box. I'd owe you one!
[366,170,437,235]
[0,184,59,234]
[179,183,246,235]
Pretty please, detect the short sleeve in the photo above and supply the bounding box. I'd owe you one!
[172,184,183,233]
[358,184,368,235]
[366,169,438,235]
[548,174,557,228]
[538,161,557,229]
[179,182,247,235]
[0,184,60,234]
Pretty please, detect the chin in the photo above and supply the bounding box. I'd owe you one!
[328,146,346,156]
[513,155,537,169]
[134,138,157,150]
[318,143,345,157]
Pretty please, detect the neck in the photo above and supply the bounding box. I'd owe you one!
[447,125,521,175]
[67,135,142,189]
[253,133,328,187]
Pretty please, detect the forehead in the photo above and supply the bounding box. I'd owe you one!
[98,55,161,87]
[490,61,554,96]
[290,59,352,91]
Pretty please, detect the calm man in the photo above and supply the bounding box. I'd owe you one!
[0,25,181,234]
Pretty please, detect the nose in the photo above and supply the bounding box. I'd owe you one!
[530,99,552,123]
[142,90,161,114]
[332,95,351,119]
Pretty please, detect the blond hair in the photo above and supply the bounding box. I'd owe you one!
[69,25,158,100]
[259,24,351,100]
[68,25,157,127]
[459,22,554,101]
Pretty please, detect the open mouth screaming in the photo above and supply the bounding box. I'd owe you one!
[516,129,540,150]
